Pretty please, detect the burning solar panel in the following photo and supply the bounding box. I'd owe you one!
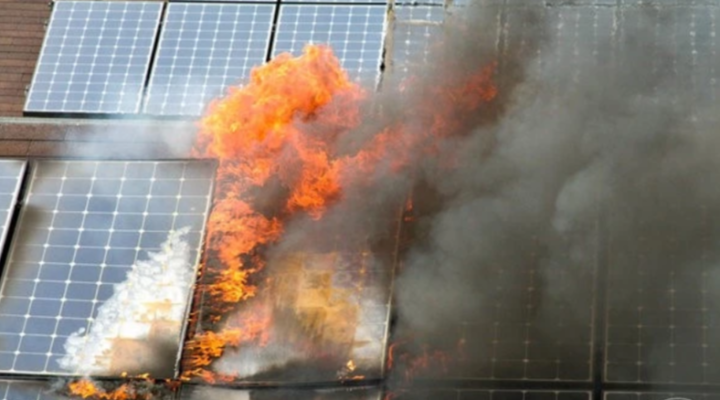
[184,247,395,383]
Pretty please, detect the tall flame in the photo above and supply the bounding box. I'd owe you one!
[184,44,497,381]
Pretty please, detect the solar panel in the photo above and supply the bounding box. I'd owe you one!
[605,393,720,400]
[411,245,596,381]
[0,380,58,400]
[391,390,591,400]
[24,1,162,114]
[0,161,26,263]
[390,6,444,77]
[272,5,386,86]
[0,161,214,377]
[144,3,275,117]
[603,4,720,385]
[180,385,382,400]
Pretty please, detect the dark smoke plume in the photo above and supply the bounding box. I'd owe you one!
[206,0,720,385]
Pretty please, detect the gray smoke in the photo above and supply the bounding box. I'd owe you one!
[271,0,720,382]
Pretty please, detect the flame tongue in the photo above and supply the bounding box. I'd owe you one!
[185,45,364,379]
[185,44,497,381]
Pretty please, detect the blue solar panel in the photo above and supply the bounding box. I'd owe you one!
[24,1,162,114]
[0,161,25,267]
[0,161,214,376]
[0,380,59,400]
[143,3,275,117]
[272,5,386,86]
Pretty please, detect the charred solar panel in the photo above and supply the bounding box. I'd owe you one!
[180,385,382,400]
[0,161,25,263]
[144,3,274,116]
[391,390,591,400]
[605,393,720,400]
[24,2,161,114]
[0,380,59,400]
[0,161,214,377]
[390,6,443,76]
[603,4,720,385]
[421,248,595,381]
[273,5,385,85]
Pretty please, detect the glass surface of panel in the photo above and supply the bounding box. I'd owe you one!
[0,161,26,268]
[272,5,386,87]
[24,2,162,114]
[144,3,275,117]
[390,390,591,400]
[0,161,214,377]
[180,385,382,400]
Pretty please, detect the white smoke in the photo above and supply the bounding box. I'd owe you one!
[58,227,195,376]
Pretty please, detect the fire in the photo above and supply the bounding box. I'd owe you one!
[67,380,132,400]
[183,44,498,381]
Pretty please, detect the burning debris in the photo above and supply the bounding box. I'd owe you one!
[59,228,196,378]
[61,377,179,400]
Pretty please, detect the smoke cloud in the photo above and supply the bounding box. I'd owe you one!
[266,0,720,382]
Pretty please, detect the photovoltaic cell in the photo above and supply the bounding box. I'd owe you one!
[144,3,275,116]
[0,161,214,376]
[0,380,59,400]
[603,4,720,385]
[391,390,591,400]
[390,6,444,76]
[24,1,161,114]
[0,161,25,266]
[273,5,386,86]
[180,385,382,400]
[605,393,720,400]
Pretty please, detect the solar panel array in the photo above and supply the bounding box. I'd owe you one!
[25,0,388,117]
[144,3,275,116]
[24,1,162,114]
[0,161,213,376]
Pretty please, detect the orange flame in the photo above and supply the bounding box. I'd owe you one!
[67,380,132,400]
[184,44,497,381]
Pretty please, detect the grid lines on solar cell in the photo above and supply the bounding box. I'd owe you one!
[391,389,591,400]
[605,393,720,400]
[456,246,595,381]
[179,385,382,399]
[390,5,443,76]
[144,3,275,116]
[0,380,58,400]
[603,4,720,385]
[24,1,162,114]
[0,161,214,376]
[0,161,26,270]
[273,5,386,86]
